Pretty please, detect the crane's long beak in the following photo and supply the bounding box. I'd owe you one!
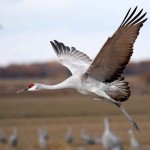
[16,88,28,93]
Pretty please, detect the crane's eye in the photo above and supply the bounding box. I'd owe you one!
[28,84,35,88]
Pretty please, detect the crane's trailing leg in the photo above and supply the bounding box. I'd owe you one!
[115,103,140,132]
[94,95,140,131]
[92,89,140,131]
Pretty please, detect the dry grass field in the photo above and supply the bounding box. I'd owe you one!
[0,78,150,150]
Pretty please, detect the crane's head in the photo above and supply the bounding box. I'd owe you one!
[16,83,40,93]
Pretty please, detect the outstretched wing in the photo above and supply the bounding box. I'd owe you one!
[50,40,92,75]
[84,7,147,82]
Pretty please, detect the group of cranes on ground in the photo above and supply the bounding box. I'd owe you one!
[0,118,143,150]
[65,117,143,150]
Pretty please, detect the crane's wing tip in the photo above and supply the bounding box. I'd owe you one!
[50,41,56,44]
[50,40,58,43]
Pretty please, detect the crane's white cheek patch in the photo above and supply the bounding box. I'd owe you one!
[28,87,38,91]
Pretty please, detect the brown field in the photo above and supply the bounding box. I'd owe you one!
[0,79,150,150]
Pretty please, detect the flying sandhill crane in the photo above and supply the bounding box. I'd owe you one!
[128,129,142,150]
[80,129,96,145]
[101,118,123,150]
[0,128,7,143]
[65,127,74,144]
[9,127,18,149]
[38,128,48,150]
[17,7,147,131]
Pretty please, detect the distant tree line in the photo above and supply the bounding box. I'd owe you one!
[0,62,71,79]
[0,61,150,79]
[124,61,150,75]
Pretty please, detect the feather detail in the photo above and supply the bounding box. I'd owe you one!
[50,40,91,75]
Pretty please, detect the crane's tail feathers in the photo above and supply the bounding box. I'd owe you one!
[116,104,140,132]
[110,77,131,102]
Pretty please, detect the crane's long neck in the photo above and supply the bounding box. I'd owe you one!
[129,131,135,141]
[39,78,73,90]
[104,118,110,132]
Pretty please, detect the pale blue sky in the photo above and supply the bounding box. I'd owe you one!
[0,0,150,66]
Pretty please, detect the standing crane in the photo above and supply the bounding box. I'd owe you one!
[17,7,147,131]
[65,127,74,144]
[42,126,49,140]
[0,128,7,143]
[37,128,48,150]
[80,129,96,145]
[128,129,142,150]
[101,118,123,150]
[9,128,18,149]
